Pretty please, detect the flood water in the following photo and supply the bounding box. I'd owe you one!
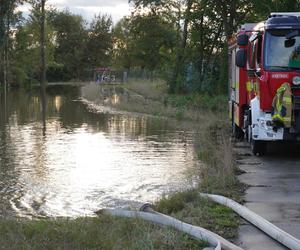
[0,84,199,218]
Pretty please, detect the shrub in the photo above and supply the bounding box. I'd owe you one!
[8,66,27,87]
[47,63,72,82]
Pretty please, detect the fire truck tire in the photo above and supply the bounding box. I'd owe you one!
[251,140,267,156]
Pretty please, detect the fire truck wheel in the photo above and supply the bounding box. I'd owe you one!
[251,140,267,156]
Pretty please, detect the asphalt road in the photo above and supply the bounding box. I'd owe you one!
[235,142,300,250]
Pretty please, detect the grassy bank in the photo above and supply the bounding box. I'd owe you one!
[1,80,243,249]
[0,216,207,249]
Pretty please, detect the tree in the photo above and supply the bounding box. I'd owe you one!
[0,0,23,88]
[12,1,55,85]
[49,10,88,80]
[41,0,46,88]
[130,0,197,91]
[130,13,176,75]
[113,17,135,71]
[85,14,113,68]
[29,0,48,134]
[169,0,192,93]
[251,0,300,19]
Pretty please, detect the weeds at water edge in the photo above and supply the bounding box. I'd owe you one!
[0,217,208,250]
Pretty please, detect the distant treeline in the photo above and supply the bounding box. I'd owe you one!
[1,0,300,93]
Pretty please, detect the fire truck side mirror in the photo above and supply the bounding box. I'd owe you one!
[236,49,247,68]
[237,34,249,46]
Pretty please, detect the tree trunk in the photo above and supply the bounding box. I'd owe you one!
[4,7,10,89]
[0,0,12,89]
[170,0,192,93]
[40,0,46,88]
[3,49,6,90]
[0,7,4,87]
[0,8,6,88]
[40,0,47,135]
[198,13,204,81]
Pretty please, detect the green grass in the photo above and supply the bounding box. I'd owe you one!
[0,216,208,250]
[154,189,240,240]
[153,148,244,242]
[166,93,228,112]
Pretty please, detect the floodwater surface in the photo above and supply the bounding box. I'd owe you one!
[0,84,199,218]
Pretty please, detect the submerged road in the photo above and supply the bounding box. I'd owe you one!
[235,142,300,250]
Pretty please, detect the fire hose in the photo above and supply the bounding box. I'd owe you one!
[200,193,300,250]
[97,194,300,249]
[98,203,243,250]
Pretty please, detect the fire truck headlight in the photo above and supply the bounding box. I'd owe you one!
[259,120,271,130]
[293,76,300,85]
[259,120,266,128]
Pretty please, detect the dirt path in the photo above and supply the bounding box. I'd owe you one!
[235,142,300,249]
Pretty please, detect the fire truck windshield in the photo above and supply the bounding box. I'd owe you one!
[265,30,300,70]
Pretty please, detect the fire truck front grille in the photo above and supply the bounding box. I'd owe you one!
[293,96,300,110]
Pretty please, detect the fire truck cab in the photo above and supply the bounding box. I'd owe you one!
[229,13,300,155]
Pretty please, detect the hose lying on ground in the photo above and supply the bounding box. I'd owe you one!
[200,193,300,250]
[97,204,244,250]
[139,203,243,250]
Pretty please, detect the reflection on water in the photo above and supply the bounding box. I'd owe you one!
[0,85,199,218]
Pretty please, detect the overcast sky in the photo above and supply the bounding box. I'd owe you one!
[18,0,132,24]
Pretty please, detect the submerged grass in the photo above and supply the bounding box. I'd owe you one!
[1,79,244,249]
[123,79,227,112]
[121,79,226,122]
[123,79,168,102]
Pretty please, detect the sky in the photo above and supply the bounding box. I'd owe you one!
[18,0,132,24]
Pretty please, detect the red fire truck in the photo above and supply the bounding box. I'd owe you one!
[229,13,300,155]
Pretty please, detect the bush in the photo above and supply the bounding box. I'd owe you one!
[47,63,72,82]
[166,93,227,112]
[200,94,227,111]
[8,66,27,87]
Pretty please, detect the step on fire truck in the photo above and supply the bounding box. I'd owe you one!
[229,13,300,155]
